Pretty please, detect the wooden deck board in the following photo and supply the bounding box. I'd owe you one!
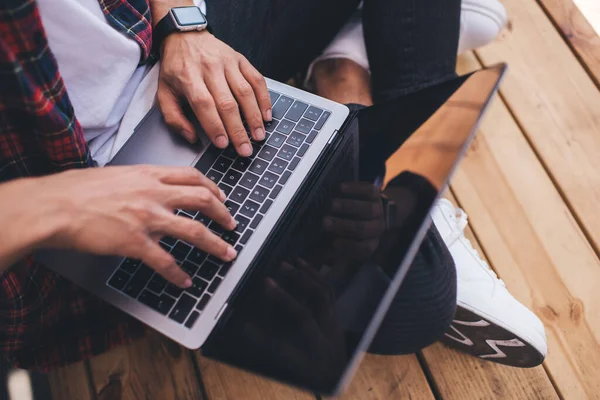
[476,0,600,253]
[87,333,203,399]
[452,52,600,399]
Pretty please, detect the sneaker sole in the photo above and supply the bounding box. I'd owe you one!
[441,305,546,368]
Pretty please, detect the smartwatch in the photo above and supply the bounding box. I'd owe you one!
[153,6,211,54]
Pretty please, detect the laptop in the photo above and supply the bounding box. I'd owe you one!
[38,64,505,394]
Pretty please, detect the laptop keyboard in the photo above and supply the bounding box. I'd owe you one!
[107,90,331,329]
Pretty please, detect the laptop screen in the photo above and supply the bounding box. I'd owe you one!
[201,65,506,395]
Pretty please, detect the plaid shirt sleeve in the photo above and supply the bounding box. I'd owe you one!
[0,0,152,371]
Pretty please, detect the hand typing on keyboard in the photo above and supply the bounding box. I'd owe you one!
[6,165,238,288]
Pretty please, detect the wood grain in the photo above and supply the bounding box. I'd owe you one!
[536,0,600,87]
[476,0,600,253]
[450,52,600,399]
[48,361,93,400]
[340,354,434,400]
[88,332,203,400]
[195,353,315,400]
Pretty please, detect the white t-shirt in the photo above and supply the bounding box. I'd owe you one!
[37,0,206,165]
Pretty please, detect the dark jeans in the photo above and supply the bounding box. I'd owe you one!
[207,0,460,354]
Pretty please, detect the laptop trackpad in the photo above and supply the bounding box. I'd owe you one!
[110,107,205,168]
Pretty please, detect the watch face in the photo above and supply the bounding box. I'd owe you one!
[172,6,206,27]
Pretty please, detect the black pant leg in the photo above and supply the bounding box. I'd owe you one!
[206,0,360,81]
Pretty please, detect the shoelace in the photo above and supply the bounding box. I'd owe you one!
[445,206,506,288]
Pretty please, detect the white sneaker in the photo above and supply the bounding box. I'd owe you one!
[305,0,508,87]
[431,199,547,368]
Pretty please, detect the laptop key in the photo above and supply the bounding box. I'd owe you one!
[240,172,260,190]
[222,170,243,186]
[221,231,240,246]
[194,213,210,225]
[279,170,292,185]
[260,199,273,214]
[289,157,301,171]
[240,200,260,218]
[198,262,220,281]
[231,157,252,172]
[296,118,314,134]
[298,143,309,157]
[165,283,183,298]
[240,230,253,245]
[268,158,288,175]
[249,158,268,175]
[250,214,263,229]
[218,183,233,197]
[181,261,200,276]
[147,274,167,294]
[185,311,200,329]
[124,268,152,298]
[187,249,206,265]
[186,277,208,298]
[206,169,224,184]
[171,249,188,263]
[264,119,278,133]
[207,277,222,294]
[120,258,140,274]
[287,131,306,148]
[225,200,240,216]
[138,290,160,310]
[194,146,221,174]
[259,172,278,188]
[196,294,211,311]
[306,130,318,144]
[304,106,323,121]
[268,90,280,106]
[249,185,269,203]
[269,185,283,199]
[173,241,192,256]
[169,293,196,324]
[156,294,176,315]
[234,215,251,233]
[213,157,233,173]
[315,111,330,130]
[285,101,309,122]
[277,144,296,161]
[218,262,232,277]
[231,186,250,204]
[275,119,294,135]
[160,236,177,246]
[267,132,286,148]
[108,270,130,290]
[257,145,277,162]
[272,96,293,119]
[222,146,237,159]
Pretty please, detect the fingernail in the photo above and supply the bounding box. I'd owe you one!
[219,189,227,202]
[230,216,238,228]
[239,143,252,157]
[182,130,196,143]
[226,246,238,261]
[215,135,228,148]
[254,127,265,141]
[266,109,272,121]
[183,278,192,288]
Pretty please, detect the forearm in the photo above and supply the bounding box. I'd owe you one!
[0,178,68,272]
[150,0,194,27]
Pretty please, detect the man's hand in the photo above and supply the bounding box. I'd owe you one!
[0,166,237,288]
[158,30,272,156]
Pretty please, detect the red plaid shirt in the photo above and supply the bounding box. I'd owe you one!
[0,0,155,370]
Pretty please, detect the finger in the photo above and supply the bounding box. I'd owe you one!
[135,165,226,201]
[226,66,265,141]
[323,215,385,239]
[162,185,235,229]
[330,198,384,220]
[239,58,272,122]
[157,84,197,143]
[157,212,238,262]
[186,81,229,149]
[137,239,191,288]
[205,71,253,157]
[338,182,381,200]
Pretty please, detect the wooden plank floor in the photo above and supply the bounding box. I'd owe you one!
[46,0,600,398]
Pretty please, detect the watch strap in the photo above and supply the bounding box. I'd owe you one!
[152,9,212,55]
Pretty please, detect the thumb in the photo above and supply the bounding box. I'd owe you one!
[157,85,197,143]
